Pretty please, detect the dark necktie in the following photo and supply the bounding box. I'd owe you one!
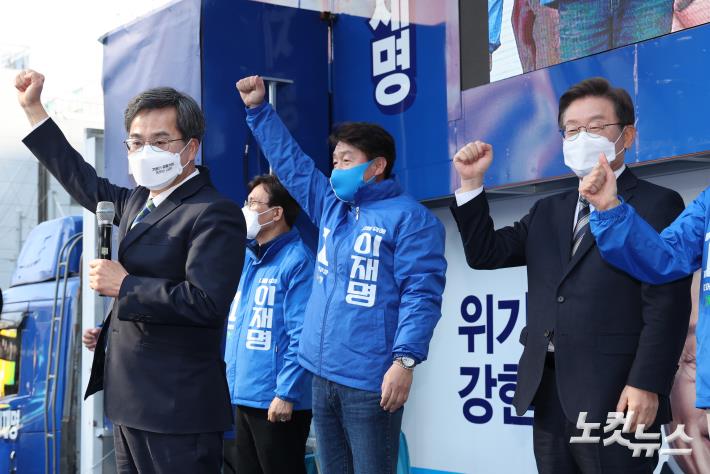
[130,199,155,230]
[571,196,590,257]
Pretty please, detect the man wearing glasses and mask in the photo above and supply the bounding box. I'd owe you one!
[16,70,245,473]
[450,77,691,473]
[224,174,314,474]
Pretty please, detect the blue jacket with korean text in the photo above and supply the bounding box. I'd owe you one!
[590,188,710,407]
[224,228,314,410]
[246,103,447,393]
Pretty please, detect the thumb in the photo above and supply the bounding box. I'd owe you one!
[616,390,628,413]
[600,153,614,177]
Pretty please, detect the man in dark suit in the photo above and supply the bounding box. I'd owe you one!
[450,77,691,473]
[16,69,245,473]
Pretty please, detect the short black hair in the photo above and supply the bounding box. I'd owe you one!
[558,77,635,128]
[248,174,300,228]
[124,87,205,142]
[329,122,396,178]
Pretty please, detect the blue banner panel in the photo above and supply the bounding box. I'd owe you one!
[201,0,329,249]
[635,27,710,161]
[201,0,330,206]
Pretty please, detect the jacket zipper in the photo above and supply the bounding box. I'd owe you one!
[318,207,357,373]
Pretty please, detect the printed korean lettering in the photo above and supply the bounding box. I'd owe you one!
[369,0,416,113]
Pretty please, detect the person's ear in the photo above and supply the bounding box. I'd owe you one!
[622,125,636,150]
[370,157,387,178]
[182,138,199,164]
[271,206,284,223]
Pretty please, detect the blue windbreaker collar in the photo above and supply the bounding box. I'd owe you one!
[246,228,299,264]
[351,176,403,205]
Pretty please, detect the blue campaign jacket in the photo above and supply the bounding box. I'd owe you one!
[590,189,710,406]
[246,103,447,392]
[224,229,314,410]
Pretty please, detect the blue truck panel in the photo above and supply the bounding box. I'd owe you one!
[0,217,82,473]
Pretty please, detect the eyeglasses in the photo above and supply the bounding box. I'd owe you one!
[560,122,623,141]
[243,199,270,209]
[124,138,185,153]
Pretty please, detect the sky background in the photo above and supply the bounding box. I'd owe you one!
[0,0,174,110]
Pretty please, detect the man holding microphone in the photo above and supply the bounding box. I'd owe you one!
[16,70,245,473]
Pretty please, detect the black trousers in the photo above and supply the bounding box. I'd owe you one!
[113,424,223,474]
[532,354,659,474]
[235,404,313,474]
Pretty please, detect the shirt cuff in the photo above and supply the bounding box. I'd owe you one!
[455,186,484,207]
[26,116,50,137]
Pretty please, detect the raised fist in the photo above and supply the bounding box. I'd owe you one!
[15,69,45,110]
[236,75,266,108]
[453,140,493,190]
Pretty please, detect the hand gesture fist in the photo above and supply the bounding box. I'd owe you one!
[579,155,620,211]
[236,75,266,108]
[15,69,45,110]
[15,69,49,126]
[453,140,493,190]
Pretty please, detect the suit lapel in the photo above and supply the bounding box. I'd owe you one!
[118,189,149,242]
[615,167,637,212]
[556,190,578,271]
[559,168,637,281]
[118,169,209,258]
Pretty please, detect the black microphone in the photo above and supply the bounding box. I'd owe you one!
[96,201,115,260]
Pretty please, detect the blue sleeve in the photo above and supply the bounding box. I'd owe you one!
[488,0,504,54]
[590,190,708,284]
[275,253,314,403]
[391,211,447,362]
[245,103,330,227]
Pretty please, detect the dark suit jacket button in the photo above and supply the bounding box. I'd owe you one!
[557,296,565,303]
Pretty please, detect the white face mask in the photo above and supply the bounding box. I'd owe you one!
[563,128,626,177]
[128,143,189,191]
[241,206,276,240]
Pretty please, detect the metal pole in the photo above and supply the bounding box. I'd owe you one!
[80,134,106,474]
[261,77,294,175]
[38,163,48,223]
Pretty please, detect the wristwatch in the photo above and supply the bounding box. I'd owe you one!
[394,355,416,370]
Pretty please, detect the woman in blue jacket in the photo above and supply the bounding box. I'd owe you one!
[225,174,314,474]
[580,156,710,408]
